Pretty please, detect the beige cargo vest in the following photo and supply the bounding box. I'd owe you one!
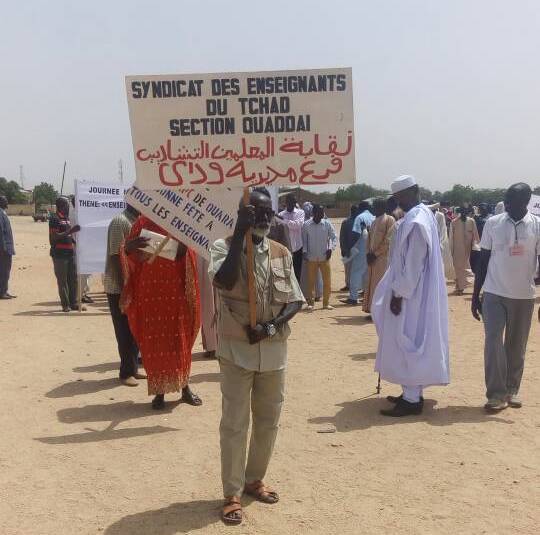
[216,238,294,342]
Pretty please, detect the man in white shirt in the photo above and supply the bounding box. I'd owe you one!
[302,204,337,311]
[373,175,449,417]
[279,194,304,282]
[472,183,540,412]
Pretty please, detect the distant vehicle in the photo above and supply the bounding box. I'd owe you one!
[32,208,49,222]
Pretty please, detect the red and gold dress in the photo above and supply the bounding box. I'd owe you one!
[120,216,200,395]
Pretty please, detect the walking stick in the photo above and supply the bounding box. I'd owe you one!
[243,187,257,328]
[376,373,381,395]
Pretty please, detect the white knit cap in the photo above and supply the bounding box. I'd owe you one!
[391,175,417,194]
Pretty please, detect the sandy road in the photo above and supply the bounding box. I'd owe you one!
[1,217,539,534]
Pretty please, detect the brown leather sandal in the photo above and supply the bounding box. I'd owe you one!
[222,496,242,525]
[244,480,279,504]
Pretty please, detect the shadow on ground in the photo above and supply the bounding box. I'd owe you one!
[308,397,514,431]
[73,362,118,374]
[104,500,222,534]
[331,315,373,326]
[36,400,183,445]
[56,400,179,425]
[189,372,220,384]
[46,377,120,398]
[350,352,376,362]
[14,309,108,317]
[35,424,179,445]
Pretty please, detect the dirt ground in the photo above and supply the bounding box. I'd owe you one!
[1,217,539,535]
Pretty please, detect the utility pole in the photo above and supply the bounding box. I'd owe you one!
[118,159,124,184]
[19,165,25,189]
[60,161,67,195]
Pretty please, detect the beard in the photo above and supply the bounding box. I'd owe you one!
[252,226,270,238]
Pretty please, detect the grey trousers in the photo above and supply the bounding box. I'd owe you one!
[219,358,285,498]
[52,256,77,308]
[0,251,12,295]
[482,292,534,401]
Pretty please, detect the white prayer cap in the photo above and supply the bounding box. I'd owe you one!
[494,201,505,214]
[391,175,417,194]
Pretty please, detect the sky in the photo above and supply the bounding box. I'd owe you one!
[1,0,539,194]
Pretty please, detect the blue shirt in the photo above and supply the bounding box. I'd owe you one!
[352,210,375,234]
[0,208,15,255]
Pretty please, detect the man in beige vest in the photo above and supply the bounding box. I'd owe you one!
[209,188,304,525]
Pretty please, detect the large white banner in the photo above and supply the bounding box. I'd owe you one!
[125,186,239,261]
[74,180,129,274]
[528,194,540,217]
[126,68,355,190]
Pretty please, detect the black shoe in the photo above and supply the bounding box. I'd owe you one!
[0,293,14,300]
[380,398,423,417]
[386,394,425,404]
[181,387,203,406]
[152,394,165,410]
[340,298,358,306]
[81,295,94,304]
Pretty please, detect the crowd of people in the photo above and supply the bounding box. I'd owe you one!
[103,177,538,523]
[2,177,538,525]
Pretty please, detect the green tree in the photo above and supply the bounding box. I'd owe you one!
[33,182,58,206]
[441,184,475,206]
[335,183,388,202]
[419,187,433,201]
[0,177,27,203]
[471,188,505,205]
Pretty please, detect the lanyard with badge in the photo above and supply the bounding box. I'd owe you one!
[509,220,524,257]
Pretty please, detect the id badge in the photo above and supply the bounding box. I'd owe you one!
[509,244,525,256]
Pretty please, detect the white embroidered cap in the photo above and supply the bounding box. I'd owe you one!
[391,175,417,194]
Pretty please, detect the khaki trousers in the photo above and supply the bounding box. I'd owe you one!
[306,260,331,306]
[219,358,285,498]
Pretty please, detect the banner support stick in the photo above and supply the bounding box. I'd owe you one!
[243,187,257,329]
[78,274,83,313]
[148,235,171,264]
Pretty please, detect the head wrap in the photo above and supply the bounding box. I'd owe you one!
[494,201,505,215]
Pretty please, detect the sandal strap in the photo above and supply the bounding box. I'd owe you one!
[245,481,276,496]
[223,504,242,515]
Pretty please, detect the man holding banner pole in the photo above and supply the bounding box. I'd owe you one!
[209,189,304,525]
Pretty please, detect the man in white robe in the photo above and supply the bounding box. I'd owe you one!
[372,175,450,417]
